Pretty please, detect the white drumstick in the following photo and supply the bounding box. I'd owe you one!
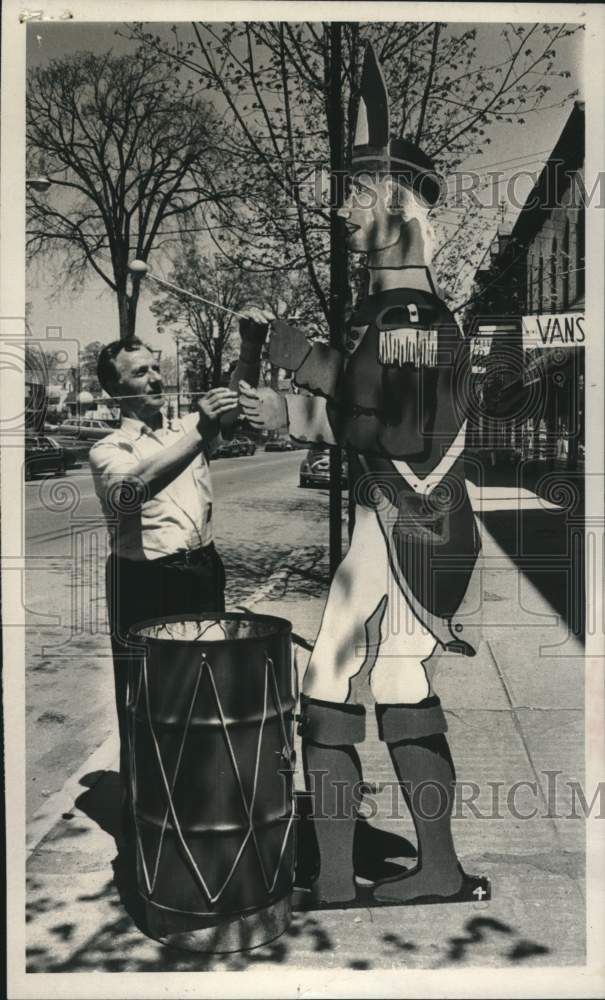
[128,259,248,320]
[97,389,238,402]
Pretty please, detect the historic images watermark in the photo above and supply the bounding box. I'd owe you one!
[299,770,604,822]
[283,160,605,213]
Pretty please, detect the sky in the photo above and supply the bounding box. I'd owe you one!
[25,19,584,362]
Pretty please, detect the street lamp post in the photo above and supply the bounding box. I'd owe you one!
[212,320,221,387]
[26,176,52,193]
[175,336,181,418]
[173,333,198,416]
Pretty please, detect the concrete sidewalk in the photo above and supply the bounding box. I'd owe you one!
[25,489,586,973]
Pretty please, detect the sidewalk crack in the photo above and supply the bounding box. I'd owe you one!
[485,639,566,851]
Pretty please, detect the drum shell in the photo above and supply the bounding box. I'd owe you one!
[128,614,296,919]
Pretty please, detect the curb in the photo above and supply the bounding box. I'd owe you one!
[26,732,120,858]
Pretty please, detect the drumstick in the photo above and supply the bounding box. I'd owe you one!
[235,606,314,652]
[128,259,248,320]
[97,389,239,402]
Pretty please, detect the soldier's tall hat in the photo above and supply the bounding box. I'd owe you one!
[351,42,442,207]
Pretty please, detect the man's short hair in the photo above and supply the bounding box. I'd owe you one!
[97,338,154,396]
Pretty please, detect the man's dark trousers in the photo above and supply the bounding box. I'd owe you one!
[106,544,226,787]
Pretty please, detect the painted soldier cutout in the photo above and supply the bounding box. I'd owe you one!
[238,43,516,907]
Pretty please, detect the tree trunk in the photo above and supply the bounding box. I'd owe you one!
[126,279,141,340]
[116,288,141,341]
[117,254,141,341]
[117,289,130,341]
[212,346,222,387]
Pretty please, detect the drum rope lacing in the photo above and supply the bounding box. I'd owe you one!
[151,620,229,641]
[130,650,296,907]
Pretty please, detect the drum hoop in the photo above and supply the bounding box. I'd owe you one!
[140,887,293,920]
[129,611,292,647]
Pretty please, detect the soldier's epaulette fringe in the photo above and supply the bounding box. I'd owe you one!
[378,327,439,367]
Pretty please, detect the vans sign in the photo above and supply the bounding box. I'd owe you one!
[522,313,585,350]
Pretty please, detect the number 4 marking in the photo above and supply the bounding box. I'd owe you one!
[473,885,487,900]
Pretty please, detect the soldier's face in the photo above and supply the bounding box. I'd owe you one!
[338,174,402,254]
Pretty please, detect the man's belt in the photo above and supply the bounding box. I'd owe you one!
[152,542,216,568]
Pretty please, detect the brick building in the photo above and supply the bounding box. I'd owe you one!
[465,101,585,474]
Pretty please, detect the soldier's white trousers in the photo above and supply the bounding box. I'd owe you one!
[302,504,437,704]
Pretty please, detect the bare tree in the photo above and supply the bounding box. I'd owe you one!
[129,21,581,314]
[78,340,106,395]
[26,47,229,340]
[158,354,178,388]
[150,240,254,387]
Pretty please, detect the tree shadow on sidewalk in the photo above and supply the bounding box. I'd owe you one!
[434,915,550,966]
[26,771,554,973]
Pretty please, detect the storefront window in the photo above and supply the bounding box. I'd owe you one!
[562,217,570,309]
[538,255,544,312]
[576,206,585,298]
[550,236,558,311]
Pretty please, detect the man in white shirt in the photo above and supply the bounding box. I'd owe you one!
[89,336,237,794]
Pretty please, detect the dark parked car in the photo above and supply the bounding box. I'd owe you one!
[24,434,72,480]
[265,438,294,452]
[213,439,242,459]
[232,436,257,456]
[299,446,348,489]
[62,443,80,469]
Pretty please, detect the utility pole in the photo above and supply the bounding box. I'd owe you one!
[175,334,181,417]
[326,21,347,579]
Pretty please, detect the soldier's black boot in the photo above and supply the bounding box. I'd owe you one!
[374,696,464,903]
[299,695,365,904]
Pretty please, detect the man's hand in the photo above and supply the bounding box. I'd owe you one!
[239,381,287,431]
[197,387,238,440]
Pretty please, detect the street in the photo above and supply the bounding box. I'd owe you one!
[25,449,331,820]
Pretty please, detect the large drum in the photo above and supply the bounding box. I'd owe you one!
[127,612,296,953]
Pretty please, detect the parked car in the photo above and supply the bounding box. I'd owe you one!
[55,418,81,436]
[62,442,80,469]
[213,439,242,459]
[232,436,257,456]
[57,417,113,440]
[79,418,114,440]
[265,438,295,452]
[299,446,348,489]
[24,434,70,480]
